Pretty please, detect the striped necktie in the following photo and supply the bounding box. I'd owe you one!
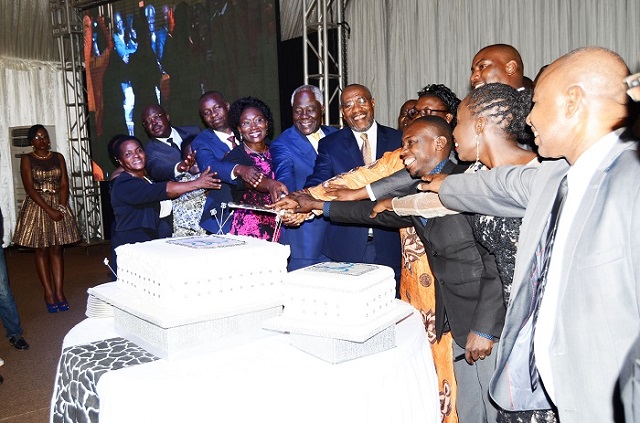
[529,176,568,391]
[360,133,372,165]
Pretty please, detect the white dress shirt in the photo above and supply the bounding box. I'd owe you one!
[305,128,325,153]
[352,121,378,164]
[535,129,621,401]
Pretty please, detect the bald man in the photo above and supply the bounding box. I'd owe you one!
[427,47,638,422]
[470,44,525,90]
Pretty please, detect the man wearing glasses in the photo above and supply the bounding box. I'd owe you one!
[305,83,403,290]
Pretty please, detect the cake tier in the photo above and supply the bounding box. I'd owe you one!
[282,262,396,324]
[115,234,290,309]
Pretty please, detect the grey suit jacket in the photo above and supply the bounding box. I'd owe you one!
[438,130,640,423]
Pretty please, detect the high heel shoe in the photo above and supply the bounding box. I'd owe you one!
[46,301,59,313]
[57,300,70,312]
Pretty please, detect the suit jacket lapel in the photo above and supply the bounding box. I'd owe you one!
[345,130,365,166]
[554,131,636,303]
[376,124,387,160]
[290,130,317,167]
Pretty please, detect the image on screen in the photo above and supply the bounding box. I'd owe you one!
[83,0,279,178]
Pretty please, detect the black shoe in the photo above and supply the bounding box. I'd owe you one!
[9,336,29,351]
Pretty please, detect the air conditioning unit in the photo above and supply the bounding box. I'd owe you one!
[9,126,57,217]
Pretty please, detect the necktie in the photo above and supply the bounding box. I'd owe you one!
[360,133,372,165]
[228,135,239,148]
[529,176,568,391]
[167,137,179,152]
[311,132,322,142]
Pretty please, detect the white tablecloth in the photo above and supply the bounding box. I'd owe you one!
[52,309,440,423]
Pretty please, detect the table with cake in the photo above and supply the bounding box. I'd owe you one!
[50,235,441,423]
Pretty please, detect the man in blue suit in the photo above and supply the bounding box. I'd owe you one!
[271,85,338,270]
[305,84,403,287]
[192,91,263,234]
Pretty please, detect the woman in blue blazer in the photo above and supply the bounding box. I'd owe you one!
[109,135,220,275]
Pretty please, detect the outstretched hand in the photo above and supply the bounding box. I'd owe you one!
[268,194,301,212]
[370,198,393,218]
[324,185,368,201]
[418,173,447,192]
[281,212,309,227]
[290,191,325,214]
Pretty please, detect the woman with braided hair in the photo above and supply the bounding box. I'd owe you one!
[451,83,538,309]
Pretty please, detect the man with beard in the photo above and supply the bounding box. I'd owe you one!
[305,83,403,289]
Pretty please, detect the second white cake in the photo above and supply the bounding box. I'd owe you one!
[283,262,396,325]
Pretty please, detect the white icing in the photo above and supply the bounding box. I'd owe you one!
[115,234,290,309]
[282,262,396,324]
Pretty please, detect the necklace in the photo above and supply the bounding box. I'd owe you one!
[243,143,267,160]
[33,151,52,160]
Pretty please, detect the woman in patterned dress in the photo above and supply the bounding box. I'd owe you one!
[224,97,288,241]
[13,125,80,313]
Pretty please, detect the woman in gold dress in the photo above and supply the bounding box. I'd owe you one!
[13,125,81,313]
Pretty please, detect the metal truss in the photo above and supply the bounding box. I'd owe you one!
[302,0,347,127]
[50,0,104,243]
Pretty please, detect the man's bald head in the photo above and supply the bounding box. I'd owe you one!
[527,47,629,164]
[470,44,524,90]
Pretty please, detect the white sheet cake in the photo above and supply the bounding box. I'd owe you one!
[115,234,290,310]
[282,262,396,325]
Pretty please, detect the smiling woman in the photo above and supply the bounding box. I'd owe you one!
[108,135,221,275]
[12,125,81,314]
[222,96,288,242]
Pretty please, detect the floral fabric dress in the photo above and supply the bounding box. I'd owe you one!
[229,148,280,242]
[13,153,81,248]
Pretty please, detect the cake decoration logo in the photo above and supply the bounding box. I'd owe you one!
[306,262,377,276]
[166,235,247,249]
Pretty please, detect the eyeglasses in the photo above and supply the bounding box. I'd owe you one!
[416,108,449,117]
[143,112,165,125]
[401,108,418,119]
[341,96,370,110]
[239,117,267,129]
[33,135,49,140]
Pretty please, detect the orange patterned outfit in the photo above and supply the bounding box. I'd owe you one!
[308,148,458,422]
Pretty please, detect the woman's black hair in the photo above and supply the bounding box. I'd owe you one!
[27,124,47,142]
[111,135,143,161]
[416,84,461,128]
[466,82,534,145]
[227,96,275,141]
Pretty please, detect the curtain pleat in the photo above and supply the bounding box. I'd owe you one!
[342,0,640,129]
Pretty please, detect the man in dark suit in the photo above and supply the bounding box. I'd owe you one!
[141,104,201,237]
[271,85,338,270]
[290,116,503,422]
[304,84,402,284]
[142,104,201,183]
[192,91,263,234]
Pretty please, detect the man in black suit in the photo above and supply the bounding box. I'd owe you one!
[142,104,201,236]
[142,104,201,183]
[290,116,504,423]
[304,83,402,286]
